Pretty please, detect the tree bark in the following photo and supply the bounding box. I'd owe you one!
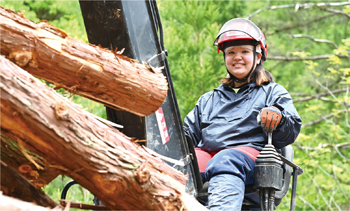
[0,161,61,209]
[0,194,63,211]
[0,7,168,117]
[1,134,62,188]
[0,56,207,210]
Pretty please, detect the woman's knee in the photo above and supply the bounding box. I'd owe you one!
[205,149,255,183]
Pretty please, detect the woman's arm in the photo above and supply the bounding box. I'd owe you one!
[264,84,302,148]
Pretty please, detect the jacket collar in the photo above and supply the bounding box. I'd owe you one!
[220,83,257,92]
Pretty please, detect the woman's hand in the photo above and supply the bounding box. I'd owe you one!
[257,106,282,133]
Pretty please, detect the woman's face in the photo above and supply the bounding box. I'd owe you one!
[225,45,262,81]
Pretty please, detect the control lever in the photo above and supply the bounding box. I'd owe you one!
[254,133,283,211]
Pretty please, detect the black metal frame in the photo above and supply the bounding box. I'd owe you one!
[60,180,78,201]
[279,154,303,211]
[79,0,198,195]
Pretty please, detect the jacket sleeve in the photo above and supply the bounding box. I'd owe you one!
[265,84,302,149]
[183,93,210,147]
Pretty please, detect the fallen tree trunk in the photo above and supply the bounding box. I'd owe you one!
[0,56,207,210]
[0,161,61,209]
[1,134,62,188]
[0,194,63,211]
[0,7,168,117]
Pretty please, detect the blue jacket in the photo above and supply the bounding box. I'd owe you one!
[183,82,302,152]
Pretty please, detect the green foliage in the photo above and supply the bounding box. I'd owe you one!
[2,0,350,210]
[1,0,87,41]
[247,2,350,210]
[0,0,104,119]
[42,175,94,210]
[1,0,38,21]
[71,95,107,119]
[160,0,350,210]
[158,0,246,119]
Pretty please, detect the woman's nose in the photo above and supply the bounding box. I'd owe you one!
[233,53,242,60]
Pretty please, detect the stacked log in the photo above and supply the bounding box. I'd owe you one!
[0,6,168,117]
[0,194,63,211]
[0,45,206,211]
[0,161,60,209]
[0,6,208,211]
[1,134,62,188]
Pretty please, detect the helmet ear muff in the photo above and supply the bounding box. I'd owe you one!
[218,43,225,53]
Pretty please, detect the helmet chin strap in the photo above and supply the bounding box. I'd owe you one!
[225,46,257,84]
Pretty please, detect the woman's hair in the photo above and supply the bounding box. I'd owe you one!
[221,53,274,87]
[251,61,275,85]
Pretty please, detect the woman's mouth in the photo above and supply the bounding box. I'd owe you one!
[233,63,245,67]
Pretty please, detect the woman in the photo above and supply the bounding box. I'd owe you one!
[183,18,302,210]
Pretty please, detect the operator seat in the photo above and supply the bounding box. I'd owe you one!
[186,136,294,210]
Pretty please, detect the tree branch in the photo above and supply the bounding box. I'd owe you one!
[247,2,350,19]
[317,6,350,19]
[309,172,334,210]
[291,93,311,97]
[294,142,350,207]
[331,162,350,204]
[294,142,350,163]
[294,143,333,178]
[286,34,338,48]
[268,14,337,35]
[293,88,349,102]
[315,80,350,111]
[295,96,350,108]
[295,142,350,151]
[298,196,318,211]
[268,54,350,61]
[302,109,349,127]
[320,143,350,162]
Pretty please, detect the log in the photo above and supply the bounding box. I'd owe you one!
[1,134,62,188]
[0,56,207,210]
[0,161,61,209]
[0,194,63,211]
[0,6,168,117]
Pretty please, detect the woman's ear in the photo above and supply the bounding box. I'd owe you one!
[256,52,262,64]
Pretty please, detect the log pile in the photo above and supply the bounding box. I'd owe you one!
[0,161,60,209]
[1,134,62,188]
[0,7,208,211]
[0,6,168,117]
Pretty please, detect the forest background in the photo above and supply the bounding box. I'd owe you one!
[0,0,349,210]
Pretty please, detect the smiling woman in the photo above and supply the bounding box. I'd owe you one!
[2,0,350,210]
[183,18,302,211]
[224,45,262,87]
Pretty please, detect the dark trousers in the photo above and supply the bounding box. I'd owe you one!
[195,148,259,210]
